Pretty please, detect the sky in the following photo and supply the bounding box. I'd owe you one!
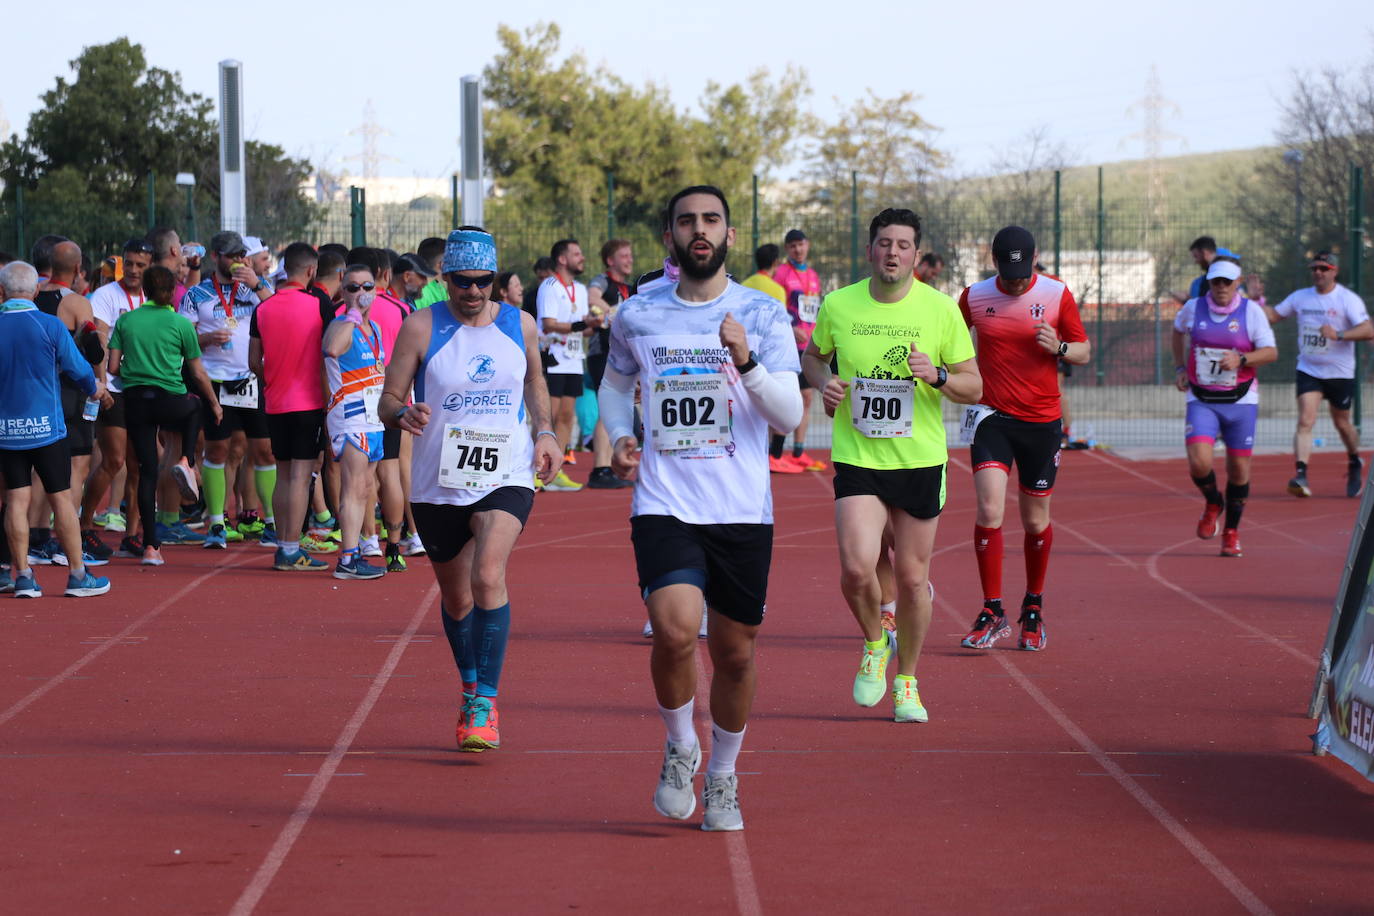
[3,1,1371,184]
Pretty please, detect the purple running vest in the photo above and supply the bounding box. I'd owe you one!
[1188,296,1256,394]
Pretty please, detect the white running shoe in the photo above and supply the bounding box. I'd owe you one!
[360,535,383,557]
[702,773,744,831]
[653,740,701,820]
[402,534,427,556]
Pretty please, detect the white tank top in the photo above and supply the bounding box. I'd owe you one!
[410,303,535,506]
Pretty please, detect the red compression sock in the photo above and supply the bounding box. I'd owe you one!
[1025,525,1053,595]
[974,525,1003,602]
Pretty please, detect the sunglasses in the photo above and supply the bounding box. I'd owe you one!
[343,282,376,293]
[1209,277,1235,286]
[1311,265,1334,273]
[445,272,496,289]
[123,238,155,255]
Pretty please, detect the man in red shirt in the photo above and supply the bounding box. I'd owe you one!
[957,226,1091,651]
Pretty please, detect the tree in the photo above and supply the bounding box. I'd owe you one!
[1236,48,1374,293]
[0,38,320,256]
[800,89,949,211]
[481,23,812,228]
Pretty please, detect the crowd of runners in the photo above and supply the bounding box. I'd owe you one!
[0,183,1366,831]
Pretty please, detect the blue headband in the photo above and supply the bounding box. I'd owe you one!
[442,229,497,273]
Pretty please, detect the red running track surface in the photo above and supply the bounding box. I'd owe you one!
[3,449,1373,914]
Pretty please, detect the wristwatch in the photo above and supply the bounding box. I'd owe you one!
[930,367,948,389]
[735,350,760,374]
[1057,341,1069,357]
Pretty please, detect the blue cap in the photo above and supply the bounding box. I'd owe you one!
[442,229,497,274]
[1215,246,1238,260]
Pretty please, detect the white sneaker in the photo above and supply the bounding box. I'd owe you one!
[361,535,383,557]
[402,534,427,556]
[702,773,744,831]
[653,740,701,820]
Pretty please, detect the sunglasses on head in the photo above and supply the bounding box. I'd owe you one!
[445,272,496,289]
[123,238,155,255]
[343,282,376,293]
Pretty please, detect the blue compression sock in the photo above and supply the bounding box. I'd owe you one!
[440,604,477,686]
[474,602,511,698]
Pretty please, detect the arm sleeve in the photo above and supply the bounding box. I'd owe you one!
[740,366,803,433]
[1056,288,1088,343]
[597,366,637,445]
[55,325,97,396]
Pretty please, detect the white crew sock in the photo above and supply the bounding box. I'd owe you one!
[707,721,746,776]
[657,698,697,748]
[880,601,896,615]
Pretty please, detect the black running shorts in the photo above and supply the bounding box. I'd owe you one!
[382,427,402,460]
[630,514,772,626]
[0,440,73,493]
[970,413,1063,496]
[1296,370,1355,411]
[545,373,584,399]
[410,488,535,564]
[832,462,946,519]
[266,409,325,462]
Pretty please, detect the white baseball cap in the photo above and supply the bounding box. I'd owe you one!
[243,236,269,257]
[1206,260,1242,282]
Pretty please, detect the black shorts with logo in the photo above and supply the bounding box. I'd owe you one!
[631,514,772,626]
[833,462,946,519]
[971,412,1063,496]
[410,488,535,564]
[1296,370,1355,411]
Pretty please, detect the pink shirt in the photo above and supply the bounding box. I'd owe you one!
[251,286,329,413]
[773,261,822,352]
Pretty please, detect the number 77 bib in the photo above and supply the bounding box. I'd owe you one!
[439,426,515,489]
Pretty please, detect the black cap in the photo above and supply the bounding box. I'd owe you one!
[393,252,437,278]
[991,226,1035,280]
[784,229,807,244]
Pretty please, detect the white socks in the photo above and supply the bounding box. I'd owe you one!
[708,722,746,776]
[657,698,697,748]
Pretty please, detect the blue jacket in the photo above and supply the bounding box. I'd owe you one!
[0,299,97,449]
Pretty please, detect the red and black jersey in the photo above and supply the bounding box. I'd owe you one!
[958,274,1087,423]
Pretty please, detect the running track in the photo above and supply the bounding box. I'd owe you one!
[3,450,1373,914]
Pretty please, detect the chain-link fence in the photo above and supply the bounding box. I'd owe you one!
[3,167,1368,451]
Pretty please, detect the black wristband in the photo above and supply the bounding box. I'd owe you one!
[570,320,588,332]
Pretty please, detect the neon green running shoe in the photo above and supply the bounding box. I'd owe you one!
[892,676,928,723]
[853,631,894,707]
[224,524,244,542]
[300,534,339,554]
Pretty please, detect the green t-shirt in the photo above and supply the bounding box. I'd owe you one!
[109,302,202,394]
[810,278,974,470]
[415,278,447,309]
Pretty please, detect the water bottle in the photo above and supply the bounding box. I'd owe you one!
[82,397,99,422]
[1084,422,1097,449]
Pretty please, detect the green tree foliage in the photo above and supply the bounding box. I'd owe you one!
[482,23,811,228]
[0,37,320,257]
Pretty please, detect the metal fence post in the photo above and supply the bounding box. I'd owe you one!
[606,171,615,241]
[1053,170,1062,277]
[1352,163,1366,430]
[1096,166,1105,386]
[751,174,759,257]
[147,170,156,231]
[15,183,25,257]
[451,175,459,231]
[850,171,859,284]
[350,186,367,248]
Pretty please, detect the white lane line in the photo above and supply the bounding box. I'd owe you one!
[929,589,1273,916]
[228,583,438,916]
[692,650,762,916]
[0,551,257,730]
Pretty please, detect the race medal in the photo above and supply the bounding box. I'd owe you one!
[439,425,515,489]
[959,404,997,445]
[225,314,239,331]
[1194,346,1238,387]
[798,294,821,323]
[650,374,732,451]
[849,377,914,438]
[219,375,259,409]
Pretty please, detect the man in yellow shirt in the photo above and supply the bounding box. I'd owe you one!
[741,244,786,304]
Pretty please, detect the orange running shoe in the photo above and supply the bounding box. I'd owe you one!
[1196,502,1222,539]
[461,697,501,752]
[790,451,827,472]
[563,450,578,466]
[769,455,803,474]
[454,697,472,748]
